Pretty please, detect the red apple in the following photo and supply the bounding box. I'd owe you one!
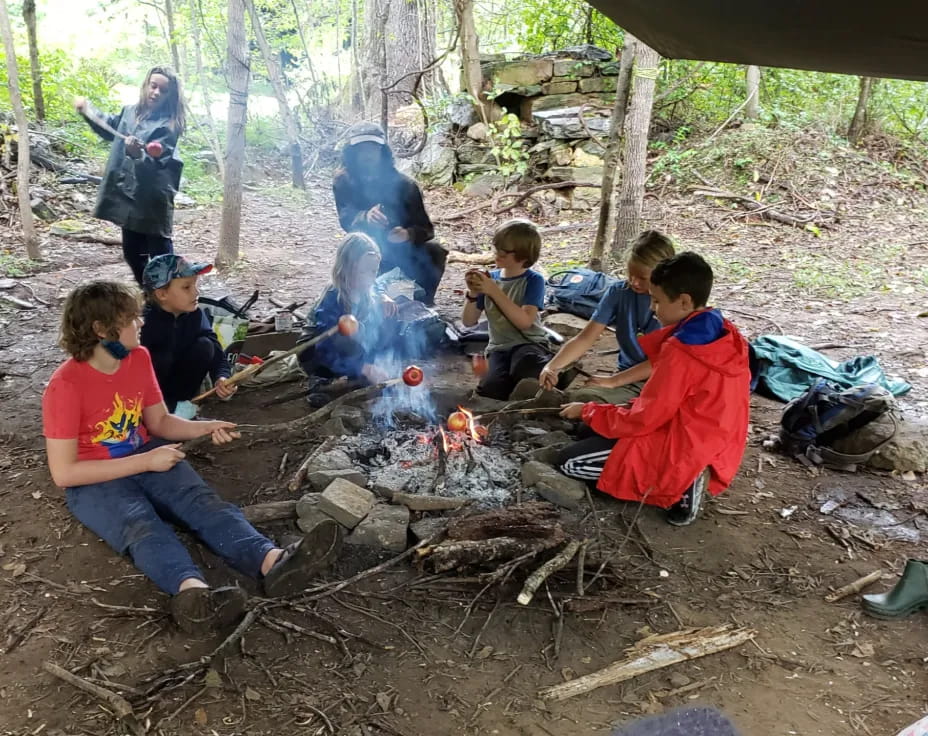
[145,140,164,158]
[471,354,488,376]
[447,411,468,432]
[337,314,359,336]
[403,365,424,387]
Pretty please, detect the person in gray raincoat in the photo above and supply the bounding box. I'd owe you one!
[75,66,186,285]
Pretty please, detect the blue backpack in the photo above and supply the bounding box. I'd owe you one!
[545,268,618,320]
[779,379,897,469]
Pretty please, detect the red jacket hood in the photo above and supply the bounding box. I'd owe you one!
[639,312,749,378]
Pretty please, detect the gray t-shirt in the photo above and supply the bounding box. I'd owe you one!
[477,269,548,352]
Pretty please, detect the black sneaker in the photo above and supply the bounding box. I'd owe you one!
[264,519,343,597]
[170,585,247,636]
[666,468,709,526]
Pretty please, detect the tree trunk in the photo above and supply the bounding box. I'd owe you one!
[190,0,224,179]
[360,0,391,122]
[383,0,434,113]
[609,41,659,263]
[21,0,45,123]
[0,0,41,259]
[589,35,636,271]
[216,0,249,268]
[454,0,492,123]
[848,76,875,145]
[245,0,303,188]
[745,65,760,120]
[164,0,182,72]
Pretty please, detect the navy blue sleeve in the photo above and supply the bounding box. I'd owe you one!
[199,309,231,381]
[590,280,624,326]
[523,270,545,309]
[311,288,365,378]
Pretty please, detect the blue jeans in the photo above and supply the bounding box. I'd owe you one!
[66,444,275,594]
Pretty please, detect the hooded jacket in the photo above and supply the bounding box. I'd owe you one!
[332,122,434,247]
[84,103,183,237]
[581,309,751,508]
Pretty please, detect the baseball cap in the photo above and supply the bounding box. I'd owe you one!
[344,121,386,147]
[142,254,213,291]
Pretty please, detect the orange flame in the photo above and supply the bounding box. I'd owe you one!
[438,426,450,454]
[457,406,483,443]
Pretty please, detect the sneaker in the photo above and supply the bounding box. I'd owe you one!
[666,468,709,526]
[170,585,247,635]
[263,519,343,597]
[173,400,199,420]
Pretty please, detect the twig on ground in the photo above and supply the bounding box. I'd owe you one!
[43,661,136,720]
[517,541,583,606]
[824,570,883,603]
[288,437,338,492]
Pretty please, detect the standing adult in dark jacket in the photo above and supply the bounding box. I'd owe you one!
[332,122,447,305]
[75,66,186,285]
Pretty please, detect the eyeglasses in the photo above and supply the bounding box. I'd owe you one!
[494,247,516,254]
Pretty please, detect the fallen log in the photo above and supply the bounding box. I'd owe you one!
[446,250,496,265]
[241,500,297,524]
[517,540,583,605]
[418,535,564,574]
[538,625,756,701]
[391,492,470,511]
[446,501,561,541]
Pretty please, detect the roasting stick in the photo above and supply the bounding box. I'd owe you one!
[192,315,360,403]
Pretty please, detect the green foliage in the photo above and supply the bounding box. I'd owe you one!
[487,113,529,178]
[180,159,223,204]
[0,251,42,278]
[500,0,621,54]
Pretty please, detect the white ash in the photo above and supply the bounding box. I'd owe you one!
[337,424,523,507]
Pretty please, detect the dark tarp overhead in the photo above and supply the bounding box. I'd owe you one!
[586,0,928,81]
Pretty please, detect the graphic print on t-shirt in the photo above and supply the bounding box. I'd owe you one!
[91,392,145,458]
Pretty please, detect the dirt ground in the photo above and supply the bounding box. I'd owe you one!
[1,140,927,736]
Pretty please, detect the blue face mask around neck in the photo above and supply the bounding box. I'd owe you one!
[101,340,130,360]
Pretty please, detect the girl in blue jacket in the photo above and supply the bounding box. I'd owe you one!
[298,234,397,383]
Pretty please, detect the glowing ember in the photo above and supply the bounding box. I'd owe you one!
[402,365,424,387]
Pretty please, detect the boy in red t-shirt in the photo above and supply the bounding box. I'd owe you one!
[43,281,341,634]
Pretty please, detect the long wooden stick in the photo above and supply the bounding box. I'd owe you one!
[538,625,755,701]
[517,540,582,605]
[473,407,563,421]
[824,570,883,603]
[192,323,340,403]
[43,661,135,719]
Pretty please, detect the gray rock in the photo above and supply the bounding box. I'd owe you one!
[463,172,506,198]
[458,163,498,176]
[308,469,368,492]
[307,448,354,474]
[457,144,496,165]
[321,416,349,437]
[528,444,568,465]
[409,517,448,542]
[416,136,456,188]
[836,416,928,473]
[543,312,588,338]
[542,80,578,95]
[554,44,612,62]
[372,472,407,498]
[533,107,611,139]
[579,76,617,93]
[347,504,410,552]
[297,506,335,533]
[521,460,587,509]
[319,478,376,529]
[485,58,553,87]
[599,60,620,75]
[531,92,613,113]
[450,95,479,128]
[296,492,323,518]
[466,122,490,141]
[331,405,366,432]
[545,165,604,185]
[174,192,196,207]
[533,430,571,448]
[553,59,596,77]
[30,198,57,222]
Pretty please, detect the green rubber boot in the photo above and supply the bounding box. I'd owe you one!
[862,560,928,620]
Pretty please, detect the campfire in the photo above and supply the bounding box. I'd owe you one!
[342,401,521,507]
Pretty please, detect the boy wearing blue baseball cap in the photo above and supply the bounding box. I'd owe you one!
[140,254,234,418]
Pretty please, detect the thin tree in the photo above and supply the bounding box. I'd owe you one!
[164,0,182,72]
[848,76,876,145]
[610,40,660,262]
[745,65,760,120]
[454,0,491,122]
[189,0,224,178]
[21,0,45,122]
[216,0,249,268]
[589,34,636,270]
[245,0,303,188]
[0,0,41,259]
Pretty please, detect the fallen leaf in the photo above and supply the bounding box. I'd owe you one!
[30,490,42,500]
[475,646,493,660]
[194,707,207,726]
[375,692,392,712]
[203,668,222,689]
[244,687,261,701]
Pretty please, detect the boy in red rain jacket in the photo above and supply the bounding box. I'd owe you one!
[557,252,751,526]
